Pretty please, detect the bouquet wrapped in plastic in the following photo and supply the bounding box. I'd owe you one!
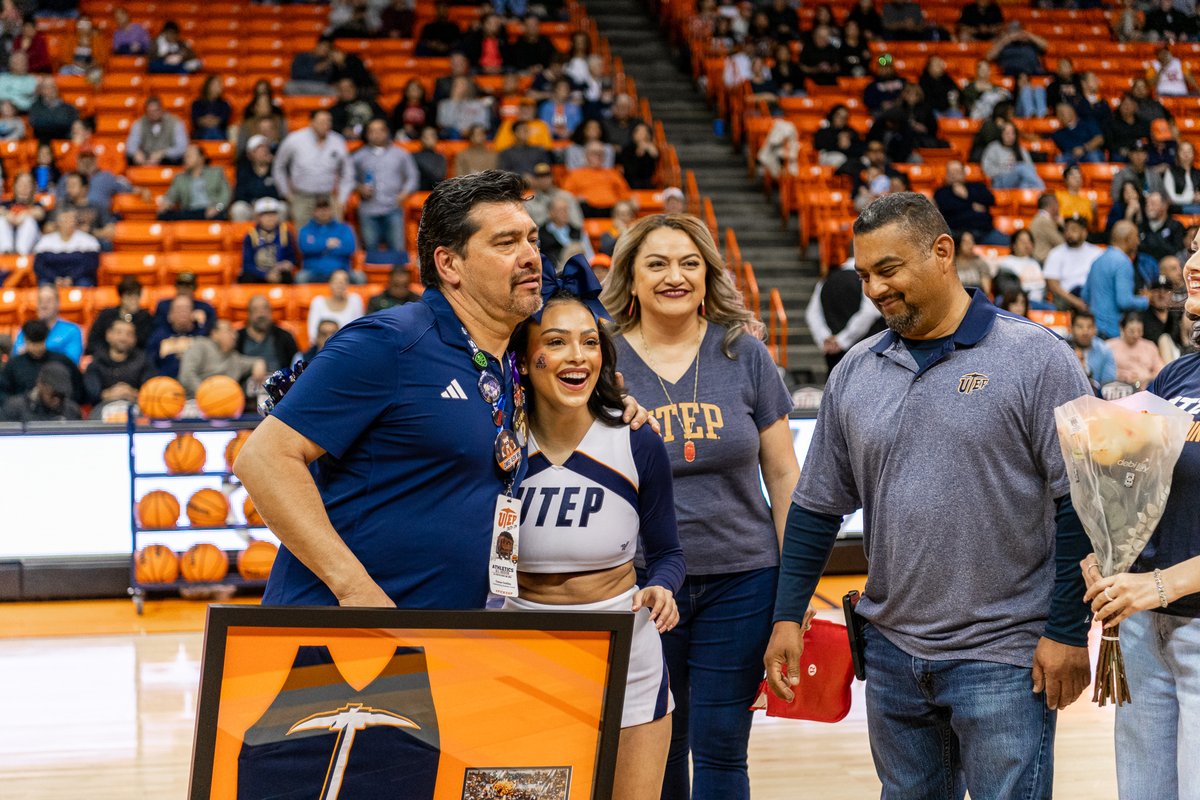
[1055,392,1191,706]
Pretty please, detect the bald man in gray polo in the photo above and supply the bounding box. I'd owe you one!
[766,193,1094,800]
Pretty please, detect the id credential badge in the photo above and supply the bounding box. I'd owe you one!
[489,495,521,597]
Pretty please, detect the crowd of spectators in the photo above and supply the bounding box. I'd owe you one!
[0,2,672,291]
[715,0,1200,187]
[0,262,421,421]
[753,0,1200,381]
[0,0,686,421]
[0,1,691,422]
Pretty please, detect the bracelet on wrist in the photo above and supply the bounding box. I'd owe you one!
[1153,568,1170,609]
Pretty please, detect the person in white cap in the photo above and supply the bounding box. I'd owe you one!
[239,197,299,284]
[661,186,685,215]
[232,134,286,222]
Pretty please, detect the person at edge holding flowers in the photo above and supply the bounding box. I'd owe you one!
[1082,246,1200,800]
[507,254,684,800]
[600,214,802,800]
[232,170,650,609]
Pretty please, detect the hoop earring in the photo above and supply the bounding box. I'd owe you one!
[627,295,636,317]
[699,299,706,317]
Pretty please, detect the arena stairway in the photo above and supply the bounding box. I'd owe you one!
[589,0,826,383]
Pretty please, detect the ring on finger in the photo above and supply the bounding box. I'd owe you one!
[1104,587,1116,602]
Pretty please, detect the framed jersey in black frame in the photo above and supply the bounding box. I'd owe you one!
[190,605,633,800]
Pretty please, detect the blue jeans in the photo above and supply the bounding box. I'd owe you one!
[653,566,778,800]
[1116,612,1200,800]
[863,625,1056,800]
[991,163,1046,190]
[1057,149,1105,164]
[359,210,406,255]
[1016,86,1048,118]
[295,269,366,285]
[975,228,1011,246]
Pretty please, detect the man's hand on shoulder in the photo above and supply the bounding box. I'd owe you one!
[615,370,661,434]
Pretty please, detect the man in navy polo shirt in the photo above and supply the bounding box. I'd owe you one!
[765,193,1094,797]
[234,170,644,609]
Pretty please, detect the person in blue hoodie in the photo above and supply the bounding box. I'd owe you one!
[297,196,360,284]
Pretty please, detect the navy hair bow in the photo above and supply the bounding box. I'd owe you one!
[534,254,612,323]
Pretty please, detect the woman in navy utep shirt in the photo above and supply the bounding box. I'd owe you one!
[1083,267,1200,798]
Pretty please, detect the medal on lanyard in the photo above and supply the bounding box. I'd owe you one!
[488,494,521,597]
[509,353,529,447]
[462,328,526,476]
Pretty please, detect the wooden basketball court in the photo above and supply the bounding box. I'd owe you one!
[0,576,1117,799]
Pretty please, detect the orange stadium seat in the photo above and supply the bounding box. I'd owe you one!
[100,73,146,93]
[88,285,118,327]
[0,140,36,173]
[164,253,236,286]
[170,221,229,252]
[192,284,226,317]
[1079,162,1122,189]
[93,93,144,117]
[125,167,181,193]
[0,254,34,287]
[239,55,290,78]
[0,287,21,336]
[223,284,290,324]
[112,193,159,222]
[196,141,235,168]
[94,116,133,137]
[289,283,327,322]
[56,287,89,325]
[113,221,171,253]
[98,252,166,286]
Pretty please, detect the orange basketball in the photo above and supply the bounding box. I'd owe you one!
[137,490,180,529]
[195,375,245,419]
[137,376,186,420]
[237,540,278,580]
[179,543,229,583]
[225,430,250,473]
[163,432,207,474]
[135,544,179,584]
[243,494,264,527]
[186,488,230,527]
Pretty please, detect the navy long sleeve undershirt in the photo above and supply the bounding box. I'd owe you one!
[773,496,1093,647]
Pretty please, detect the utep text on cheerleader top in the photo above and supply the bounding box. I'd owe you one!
[516,420,685,593]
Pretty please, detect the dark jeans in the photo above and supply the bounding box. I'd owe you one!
[652,566,778,800]
[863,625,1056,800]
[157,209,228,221]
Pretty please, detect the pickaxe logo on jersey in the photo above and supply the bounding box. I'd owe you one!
[286,703,421,800]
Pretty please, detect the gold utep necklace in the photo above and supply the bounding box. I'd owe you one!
[640,322,703,463]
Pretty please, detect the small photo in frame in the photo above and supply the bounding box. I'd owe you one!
[461,766,572,799]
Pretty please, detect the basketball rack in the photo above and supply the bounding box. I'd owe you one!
[126,415,272,614]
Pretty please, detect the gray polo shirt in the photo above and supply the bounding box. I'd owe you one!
[352,144,420,218]
[795,290,1091,667]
